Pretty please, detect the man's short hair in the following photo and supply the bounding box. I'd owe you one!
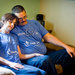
[12,5,26,14]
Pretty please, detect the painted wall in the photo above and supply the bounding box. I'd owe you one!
[40,0,75,46]
[0,0,40,20]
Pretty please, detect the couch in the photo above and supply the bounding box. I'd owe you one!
[0,67,16,75]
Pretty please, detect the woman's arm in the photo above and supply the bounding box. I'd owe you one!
[17,45,43,60]
[0,57,24,70]
[0,57,11,66]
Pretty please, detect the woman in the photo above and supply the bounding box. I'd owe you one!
[0,13,46,75]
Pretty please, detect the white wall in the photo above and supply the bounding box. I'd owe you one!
[40,0,75,46]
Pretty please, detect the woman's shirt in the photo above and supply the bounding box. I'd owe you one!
[0,32,21,67]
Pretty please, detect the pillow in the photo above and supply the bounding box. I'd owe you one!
[0,67,16,75]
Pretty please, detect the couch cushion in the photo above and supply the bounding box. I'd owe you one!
[0,67,16,75]
[55,64,63,75]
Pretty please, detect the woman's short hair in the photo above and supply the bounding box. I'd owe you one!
[0,13,18,28]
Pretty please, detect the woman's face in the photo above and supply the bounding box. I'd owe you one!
[3,19,16,33]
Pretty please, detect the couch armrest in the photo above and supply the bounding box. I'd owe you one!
[0,67,16,75]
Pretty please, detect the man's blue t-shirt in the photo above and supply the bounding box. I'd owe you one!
[11,20,48,54]
[0,32,21,67]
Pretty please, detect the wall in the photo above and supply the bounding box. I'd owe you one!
[40,0,75,46]
[0,0,40,20]
[0,0,75,46]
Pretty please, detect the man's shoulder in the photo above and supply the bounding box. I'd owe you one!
[28,20,40,28]
[11,26,22,33]
[28,19,38,23]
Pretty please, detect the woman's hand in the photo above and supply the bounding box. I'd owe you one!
[8,62,24,70]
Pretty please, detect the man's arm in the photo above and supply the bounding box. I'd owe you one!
[43,33,75,57]
[0,57,24,70]
[17,46,43,60]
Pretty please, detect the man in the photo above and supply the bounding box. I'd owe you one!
[11,5,75,75]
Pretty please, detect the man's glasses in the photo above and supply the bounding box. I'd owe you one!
[18,16,27,22]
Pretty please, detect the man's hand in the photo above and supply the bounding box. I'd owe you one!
[66,46,75,58]
[8,62,24,70]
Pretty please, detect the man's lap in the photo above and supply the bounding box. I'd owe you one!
[21,55,57,75]
[22,55,50,66]
[47,49,75,74]
[22,49,71,67]
[46,49,74,67]
[21,49,75,75]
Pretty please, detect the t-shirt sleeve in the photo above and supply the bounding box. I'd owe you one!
[34,20,48,37]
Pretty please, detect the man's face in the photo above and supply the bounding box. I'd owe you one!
[15,10,27,26]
